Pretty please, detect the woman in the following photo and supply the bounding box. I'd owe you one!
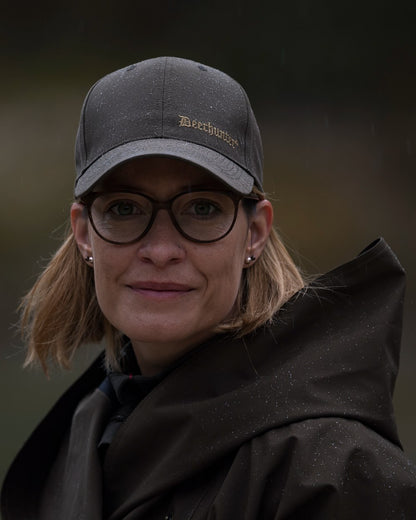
[2,57,415,519]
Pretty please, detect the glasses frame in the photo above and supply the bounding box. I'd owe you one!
[80,188,260,245]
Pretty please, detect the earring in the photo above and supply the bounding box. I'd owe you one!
[245,255,256,264]
[85,255,93,264]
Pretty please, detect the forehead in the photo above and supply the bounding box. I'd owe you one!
[99,156,227,194]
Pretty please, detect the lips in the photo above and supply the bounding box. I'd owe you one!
[127,281,194,300]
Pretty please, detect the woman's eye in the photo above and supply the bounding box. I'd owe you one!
[108,201,139,216]
[194,201,215,215]
[188,200,220,217]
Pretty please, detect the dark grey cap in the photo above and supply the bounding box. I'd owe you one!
[74,57,263,198]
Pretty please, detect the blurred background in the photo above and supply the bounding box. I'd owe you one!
[1,0,415,490]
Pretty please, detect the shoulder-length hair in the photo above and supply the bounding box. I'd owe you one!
[21,190,304,372]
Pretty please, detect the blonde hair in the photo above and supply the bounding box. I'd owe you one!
[21,193,304,373]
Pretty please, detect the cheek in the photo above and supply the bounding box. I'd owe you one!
[92,259,115,312]
[90,238,126,307]
[199,234,247,310]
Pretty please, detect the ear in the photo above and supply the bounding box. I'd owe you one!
[245,200,273,265]
[70,203,93,263]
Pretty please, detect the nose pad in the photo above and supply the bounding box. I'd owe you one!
[136,209,185,265]
[146,208,180,238]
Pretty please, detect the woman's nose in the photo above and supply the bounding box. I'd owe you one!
[135,209,186,266]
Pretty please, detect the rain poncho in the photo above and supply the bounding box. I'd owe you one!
[2,238,416,519]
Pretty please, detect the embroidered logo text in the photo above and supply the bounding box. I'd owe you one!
[178,115,239,149]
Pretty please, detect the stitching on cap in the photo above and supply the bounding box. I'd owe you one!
[161,57,168,136]
[237,83,250,168]
[76,68,125,189]
[80,79,102,166]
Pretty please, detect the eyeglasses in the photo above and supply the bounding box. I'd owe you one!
[81,189,259,244]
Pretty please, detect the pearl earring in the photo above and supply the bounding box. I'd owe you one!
[85,255,93,264]
[245,255,256,264]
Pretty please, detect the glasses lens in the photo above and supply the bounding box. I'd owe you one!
[172,191,236,241]
[90,192,152,243]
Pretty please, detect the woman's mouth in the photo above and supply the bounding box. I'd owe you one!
[127,281,194,300]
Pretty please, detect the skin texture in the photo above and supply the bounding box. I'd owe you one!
[71,157,272,375]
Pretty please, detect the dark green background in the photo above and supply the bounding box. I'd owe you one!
[1,0,415,490]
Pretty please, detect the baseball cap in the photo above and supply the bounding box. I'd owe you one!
[74,57,263,198]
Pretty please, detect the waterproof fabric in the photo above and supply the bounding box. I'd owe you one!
[2,238,416,519]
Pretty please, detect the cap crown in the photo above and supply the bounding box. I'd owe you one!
[75,57,263,196]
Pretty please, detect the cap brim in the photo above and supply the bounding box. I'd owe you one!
[74,138,254,198]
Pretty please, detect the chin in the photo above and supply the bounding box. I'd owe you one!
[127,318,215,347]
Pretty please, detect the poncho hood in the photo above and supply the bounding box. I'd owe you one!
[102,238,405,510]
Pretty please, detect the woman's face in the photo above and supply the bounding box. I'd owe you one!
[72,157,272,374]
